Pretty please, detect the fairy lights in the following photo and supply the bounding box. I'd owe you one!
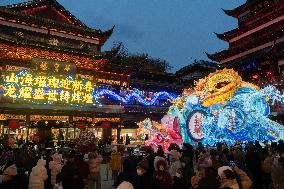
[93,89,177,106]
[3,70,95,105]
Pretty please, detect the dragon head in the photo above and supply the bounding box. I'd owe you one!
[194,69,259,107]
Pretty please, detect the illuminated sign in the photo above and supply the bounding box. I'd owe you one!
[31,58,76,75]
[30,115,69,121]
[0,114,26,120]
[97,78,127,87]
[3,70,95,105]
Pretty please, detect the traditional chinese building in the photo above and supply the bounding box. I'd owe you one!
[0,0,177,144]
[0,0,121,142]
[207,0,284,86]
[206,0,284,123]
[175,60,220,87]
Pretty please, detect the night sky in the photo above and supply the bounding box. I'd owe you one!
[1,0,246,72]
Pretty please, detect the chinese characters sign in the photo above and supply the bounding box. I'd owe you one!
[31,58,76,75]
[3,70,95,105]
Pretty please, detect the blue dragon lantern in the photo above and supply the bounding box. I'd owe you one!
[138,69,284,149]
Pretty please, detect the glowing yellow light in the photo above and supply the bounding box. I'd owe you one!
[61,78,72,90]
[19,87,32,98]
[60,91,70,103]
[72,80,83,91]
[82,93,93,103]
[71,92,81,103]
[34,88,45,100]
[40,62,48,71]
[3,70,95,105]
[54,63,60,72]
[5,72,18,83]
[20,74,33,86]
[64,64,71,72]
[34,75,47,87]
[47,89,58,101]
[84,81,93,92]
[47,77,60,88]
[3,85,17,98]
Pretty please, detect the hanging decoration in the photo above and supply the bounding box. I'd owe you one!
[138,69,284,150]
[8,120,20,129]
[76,122,86,129]
[101,121,110,129]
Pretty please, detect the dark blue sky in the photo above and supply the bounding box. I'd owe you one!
[1,0,246,72]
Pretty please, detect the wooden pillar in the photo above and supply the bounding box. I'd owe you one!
[117,115,122,143]
[8,127,10,146]
[74,127,76,140]
[26,115,30,142]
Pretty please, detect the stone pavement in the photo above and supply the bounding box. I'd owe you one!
[101,164,115,189]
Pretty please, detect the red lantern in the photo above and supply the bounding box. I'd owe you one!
[8,120,20,130]
[252,74,259,79]
[76,122,86,129]
[101,122,110,129]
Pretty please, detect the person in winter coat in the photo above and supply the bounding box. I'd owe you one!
[232,166,252,189]
[154,146,166,171]
[59,151,79,189]
[76,153,89,189]
[218,166,239,189]
[136,159,154,189]
[0,164,18,189]
[145,147,155,175]
[88,151,103,189]
[271,156,284,189]
[29,159,48,189]
[153,159,172,189]
[110,147,122,184]
[191,170,203,189]
[49,153,63,186]
[117,181,134,189]
[168,149,182,178]
[198,167,220,189]
[115,157,138,188]
[171,168,187,189]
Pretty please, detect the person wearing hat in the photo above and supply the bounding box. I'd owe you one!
[168,149,182,178]
[0,164,18,188]
[153,159,172,189]
[136,159,153,189]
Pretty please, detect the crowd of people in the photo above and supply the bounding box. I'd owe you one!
[0,140,284,189]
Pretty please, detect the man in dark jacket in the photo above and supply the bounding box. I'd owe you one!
[198,167,220,189]
[59,151,79,189]
[171,168,187,189]
[136,159,154,189]
[145,147,155,175]
[115,158,138,188]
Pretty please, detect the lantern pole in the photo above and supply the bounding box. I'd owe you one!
[74,124,76,140]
